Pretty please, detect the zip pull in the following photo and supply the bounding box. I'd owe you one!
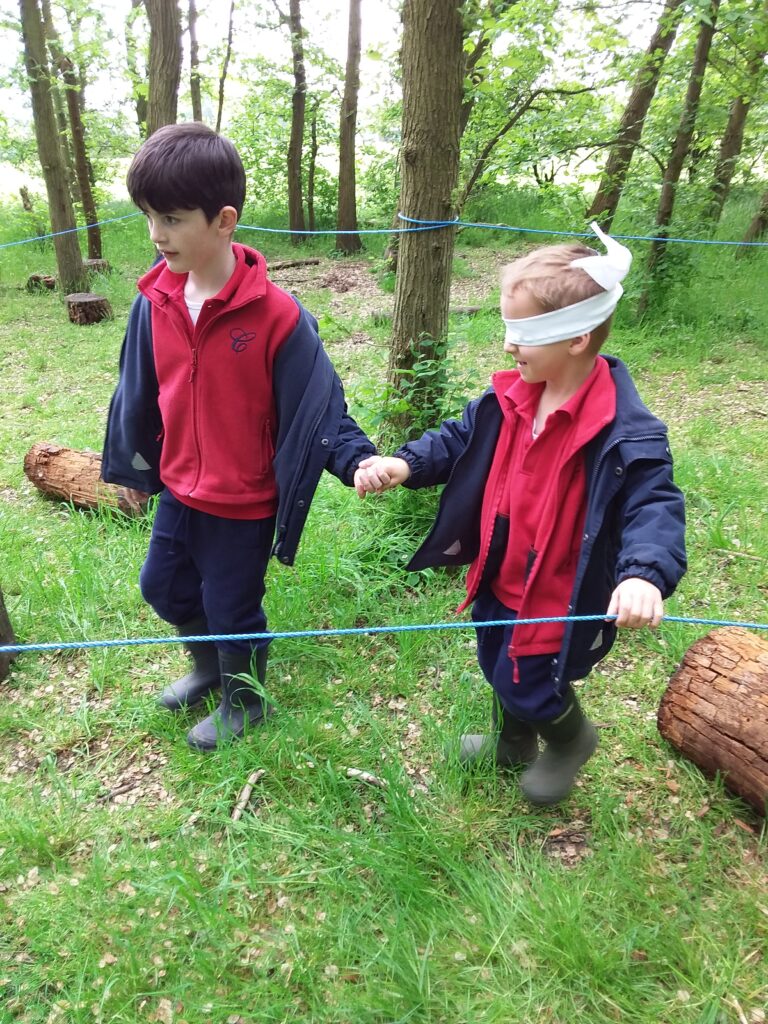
[189,347,198,383]
[512,656,520,685]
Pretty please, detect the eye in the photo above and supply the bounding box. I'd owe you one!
[164,215,179,226]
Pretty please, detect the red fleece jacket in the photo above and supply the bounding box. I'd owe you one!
[463,357,616,656]
[138,244,299,519]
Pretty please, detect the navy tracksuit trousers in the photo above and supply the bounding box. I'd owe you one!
[139,490,275,654]
[471,590,576,722]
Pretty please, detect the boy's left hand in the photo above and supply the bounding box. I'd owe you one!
[606,578,663,629]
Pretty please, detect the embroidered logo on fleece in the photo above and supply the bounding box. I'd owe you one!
[230,328,256,353]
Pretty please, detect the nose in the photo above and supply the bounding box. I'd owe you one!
[504,340,519,355]
[147,218,164,244]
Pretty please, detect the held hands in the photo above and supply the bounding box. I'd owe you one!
[354,456,411,498]
[606,577,663,629]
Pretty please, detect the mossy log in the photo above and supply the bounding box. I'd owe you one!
[23,443,147,515]
[657,627,768,814]
[65,292,113,324]
[0,585,17,681]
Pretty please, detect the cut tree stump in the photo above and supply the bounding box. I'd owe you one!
[65,292,113,325]
[23,443,147,515]
[0,585,17,682]
[84,258,112,275]
[657,627,768,815]
[26,273,57,291]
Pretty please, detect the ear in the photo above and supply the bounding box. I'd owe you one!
[569,332,592,355]
[217,206,239,234]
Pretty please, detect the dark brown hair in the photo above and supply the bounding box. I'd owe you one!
[127,122,246,221]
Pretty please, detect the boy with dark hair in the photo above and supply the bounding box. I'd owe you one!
[102,122,376,751]
[355,225,686,805]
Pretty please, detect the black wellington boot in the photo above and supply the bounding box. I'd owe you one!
[186,646,271,752]
[158,617,220,711]
[459,694,538,768]
[520,690,598,805]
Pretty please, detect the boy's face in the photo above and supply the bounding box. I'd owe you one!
[141,205,232,276]
[501,289,584,384]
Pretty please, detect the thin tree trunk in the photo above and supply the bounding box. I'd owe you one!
[0,586,17,683]
[336,0,362,253]
[638,0,721,317]
[125,0,148,135]
[307,98,318,234]
[587,0,685,230]
[42,0,101,259]
[738,187,768,253]
[215,0,235,132]
[145,0,182,136]
[706,0,768,224]
[189,0,203,121]
[19,0,85,293]
[285,0,307,244]
[387,0,464,438]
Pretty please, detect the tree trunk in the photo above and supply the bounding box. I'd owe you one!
[307,98,318,234]
[42,0,102,259]
[0,586,17,682]
[285,0,307,244]
[658,628,768,815]
[189,0,203,121]
[125,0,148,135]
[145,0,182,136]
[335,0,362,253]
[586,0,685,231]
[387,0,464,438]
[706,0,768,224]
[638,0,721,317]
[215,0,235,131]
[738,187,768,252]
[24,443,146,514]
[19,0,86,295]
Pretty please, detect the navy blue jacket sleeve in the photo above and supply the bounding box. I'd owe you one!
[101,294,163,493]
[393,394,485,488]
[614,443,687,598]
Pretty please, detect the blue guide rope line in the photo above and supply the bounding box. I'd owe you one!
[0,614,766,656]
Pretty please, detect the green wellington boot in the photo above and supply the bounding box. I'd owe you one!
[186,646,271,752]
[158,616,220,711]
[459,694,539,768]
[520,691,598,805]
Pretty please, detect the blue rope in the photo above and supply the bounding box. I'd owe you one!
[397,215,768,248]
[1,614,765,656]
[236,221,447,236]
[0,213,143,250]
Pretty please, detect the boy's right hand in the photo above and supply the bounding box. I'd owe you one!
[120,487,150,513]
[354,456,411,498]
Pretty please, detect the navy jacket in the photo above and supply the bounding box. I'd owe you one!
[394,356,687,685]
[102,291,375,566]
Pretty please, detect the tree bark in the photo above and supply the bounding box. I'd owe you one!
[285,0,307,244]
[42,0,102,259]
[24,443,146,514]
[706,0,768,224]
[658,628,768,815]
[586,0,685,231]
[738,187,768,252]
[0,586,17,682]
[19,0,86,294]
[307,98,318,234]
[335,0,362,253]
[189,0,203,121]
[638,0,721,317]
[66,292,113,324]
[145,0,182,136]
[215,0,235,132]
[387,0,464,438]
[125,0,148,135]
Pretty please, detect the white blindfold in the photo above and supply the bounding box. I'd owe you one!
[502,222,632,347]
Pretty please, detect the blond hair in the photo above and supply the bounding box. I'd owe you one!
[501,243,614,350]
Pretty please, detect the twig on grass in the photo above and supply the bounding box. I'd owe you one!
[344,767,388,788]
[231,768,266,821]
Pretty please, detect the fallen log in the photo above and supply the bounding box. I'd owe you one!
[0,585,17,681]
[23,443,148,515]
[26,273,57,291]
[269,258,321,270]
[657,627,768,815]
[65,292,113,325]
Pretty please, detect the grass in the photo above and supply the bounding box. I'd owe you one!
[0,194,767,1024]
